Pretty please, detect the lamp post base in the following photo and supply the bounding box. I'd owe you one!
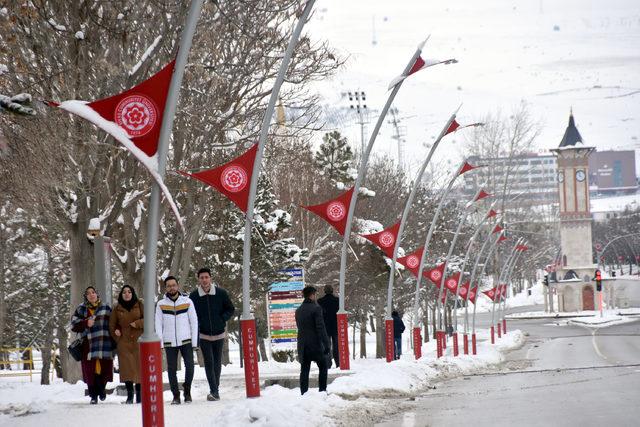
[472,333,477,355]
[463,333,469,355]
[453,333,459,357]
[490,326,495,344]
[503,318,507,334]
[412,327,422,360]
[337,312,350,370]
[139,340,164,427]
[385,318,395,362]
[240,319,260,397]
[497,322,502,338]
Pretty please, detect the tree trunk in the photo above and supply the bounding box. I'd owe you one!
[375,314,384,359]
[351,320,356,360]
[359,314,367,358]
[423,315,429,343]
[431,305,437,340]
[258,337,268,362]
[41,326,54,385]
[222,337,230,366]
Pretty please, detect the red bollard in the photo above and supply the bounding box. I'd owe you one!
[240,319,261,397]
[453,333,459,356]
[497,322,502,338]
[385,319,395,362]
[442,332,447,349]
[490,326,495,344]
[503,318,507,334]
[139,341,164,427]
[436,331,443,358]
[337,313,350,370]
[472,333,477,355]
[463,333,469,355]
[413,327,422,360]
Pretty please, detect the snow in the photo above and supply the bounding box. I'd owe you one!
[87,217,100,232]
[358,186,375,197]
[129,35,162,76]
[590,193,640,213]
[0,328,524,426]
[57,100,184,231]
[567,310,640,327]
[74,31,84,40]
[47,18,66,31]
[116,13,124,20]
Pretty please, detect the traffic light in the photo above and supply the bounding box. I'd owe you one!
[543,275,549,287]
[594,269,602,292]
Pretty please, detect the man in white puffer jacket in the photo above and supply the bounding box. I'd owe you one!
[155,276,198,405]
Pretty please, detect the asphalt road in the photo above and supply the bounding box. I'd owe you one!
[376,313,640,427]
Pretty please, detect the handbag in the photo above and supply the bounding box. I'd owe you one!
[68,336,85,362]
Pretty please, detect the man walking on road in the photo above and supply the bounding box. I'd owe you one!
[392,310,405,360]
[317,284,339,368]
[189,267,235,401]
[155,276,198,404]
[296,285,331,395]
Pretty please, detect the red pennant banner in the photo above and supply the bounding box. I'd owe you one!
[458,161,479,176]
[468,286,478,303]
[516,244,529,251]
[397,246,426,277]
[473,189,492,202]
[302,187,355,236]
[498,235,508,242]
[458,281,470,299]
[360,221,401,258]
[492,224,504,234]
[482,287,498,301]
[444,272,461,293]
[445,119,460,135]
[179,144,258,213]
[487,209,498,218]
[408,55,427,75]
[424,262,446,286]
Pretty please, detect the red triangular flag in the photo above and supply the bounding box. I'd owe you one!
[397,246,425,277]
[408,55,427,75]
[473,189,492,202]
[301,187,355,236]
[492,224,504,234]
[458,281,470,299]
[498,235,508,242]
[482,287,498,301]
[49,61,184,229]
[424,262,446,286]
[517,244,529,251]
[179,144,258,213]
[501,284,508,298]
[444,272,461,293]
[445,119,460,135]
[468,286,478,303]
[487,209,498,219]
[360,221,401,258]
[458,161,478,176]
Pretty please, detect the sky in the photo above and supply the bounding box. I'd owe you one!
[304,0,640,176]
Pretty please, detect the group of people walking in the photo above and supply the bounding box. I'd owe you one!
[70,268,234,405]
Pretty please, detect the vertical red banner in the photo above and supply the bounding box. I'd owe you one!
[453,333,459,357]
[497,322,502,338]
[442,331,447,349]
[472,333,477,355]
[385,319,394,362]
[436,331,443,358]
[503,318,507,333]
[336,313,350,370]
[490,326,495,344]
[412,327,422,360]
[463,333,469,355]
[241,319,261,397]
[139,341,164,427]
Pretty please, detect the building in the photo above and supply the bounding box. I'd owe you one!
[588,150,638,195]
[462,153,558,205]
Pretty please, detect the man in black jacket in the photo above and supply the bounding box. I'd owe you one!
[189,268,235,401]
[392,310,406,360]
[295,286,331,395]
[317,284,339,367]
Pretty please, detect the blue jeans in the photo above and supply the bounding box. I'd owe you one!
[394,337,402,360]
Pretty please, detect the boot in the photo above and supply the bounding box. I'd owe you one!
[183,383,192,403]
[89,385,98,404]
[171,392,181,405]
[122,381,133,404]
[135,383,141,403]
[98,382,107,401]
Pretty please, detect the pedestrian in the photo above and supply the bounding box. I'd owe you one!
[317,284,339,368]
[70,286,114,404]
[189,267,235,401]
[392,310,405,360]
[109,285,143,404]
[155,276,198,404]
[295,285,331,395]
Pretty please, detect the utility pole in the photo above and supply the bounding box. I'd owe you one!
[388,107,406,173]
[346,90,369,156]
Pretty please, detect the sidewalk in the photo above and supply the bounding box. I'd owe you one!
[505,307,640,320]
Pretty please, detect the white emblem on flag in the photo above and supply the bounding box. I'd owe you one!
[221,165,248,193]
[431,270,442,281]
[407,255,419,269]
[379,231,395,248]
[326,201,346,222]
[115,95,157,137]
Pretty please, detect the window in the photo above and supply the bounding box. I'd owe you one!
[613,160,623,187]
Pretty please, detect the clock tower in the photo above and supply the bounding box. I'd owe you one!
[550,111,596,281]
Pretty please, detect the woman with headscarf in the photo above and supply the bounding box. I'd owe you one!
[109,285,144,404]
[71,286,114,404]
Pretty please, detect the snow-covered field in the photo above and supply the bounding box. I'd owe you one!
[0,328,525,426]
[306,0,640,175]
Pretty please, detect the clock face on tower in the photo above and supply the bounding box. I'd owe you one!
[576,169,586,182]
[558,171,564,183]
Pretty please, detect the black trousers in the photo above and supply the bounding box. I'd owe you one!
[88,374,106,399]
[165,344,194,395]
[299,349,328,395]
[329,332,339,367]
[200,339,224,394]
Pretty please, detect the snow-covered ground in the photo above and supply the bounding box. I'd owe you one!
[471,281,552,313]
[507,307,640,319]
[0,328,525,426]
[568,311,640,327]
[305,0,640,175]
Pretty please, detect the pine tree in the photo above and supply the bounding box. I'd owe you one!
[314,131,354,184]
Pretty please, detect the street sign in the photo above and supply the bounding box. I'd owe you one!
[267,269,304,352]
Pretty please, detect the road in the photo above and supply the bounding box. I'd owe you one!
[376,313,640,427]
